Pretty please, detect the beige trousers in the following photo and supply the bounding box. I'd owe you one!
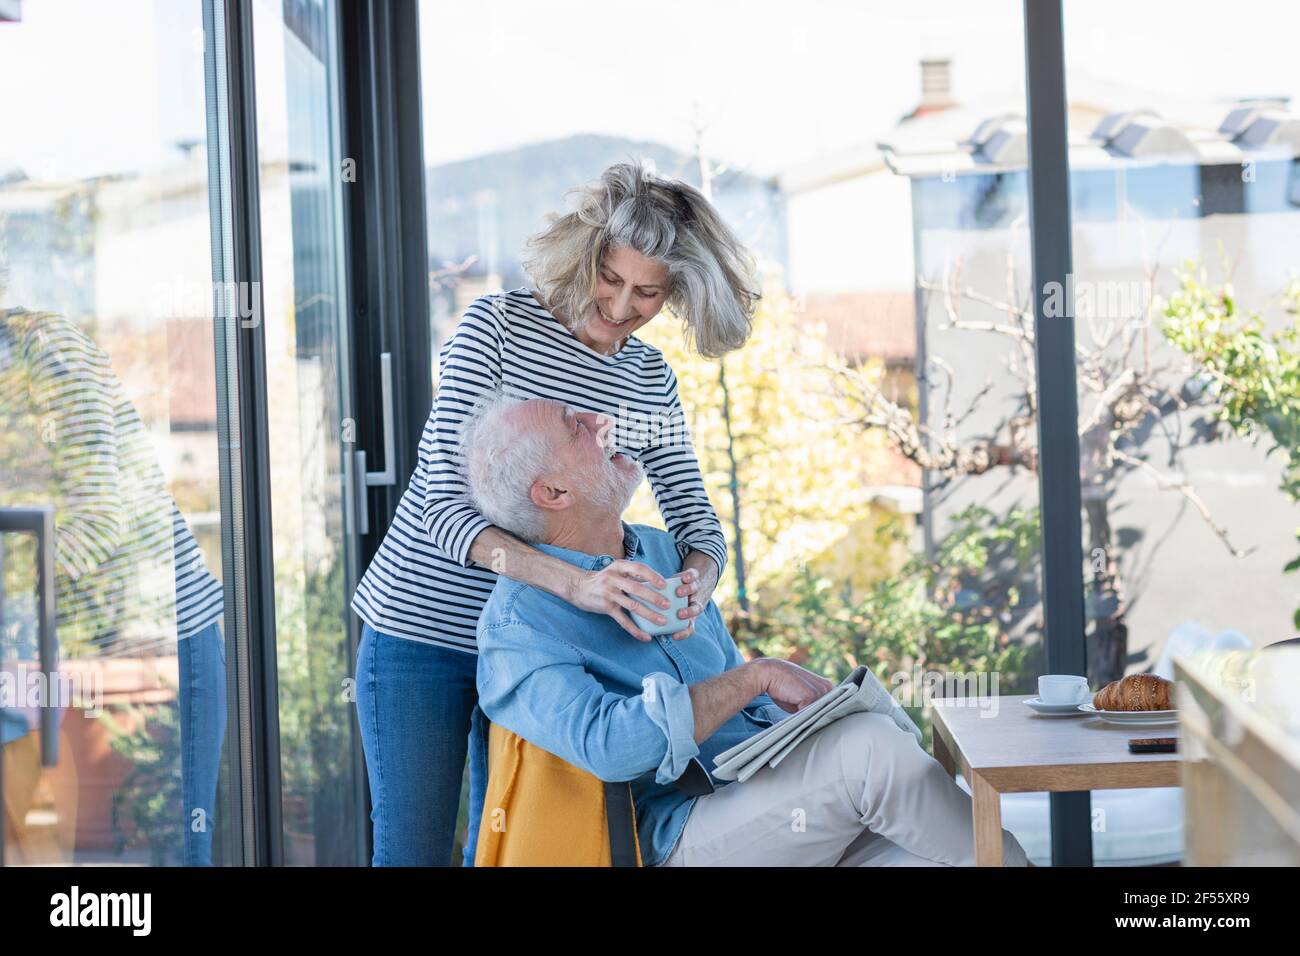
[660,711,1028,867]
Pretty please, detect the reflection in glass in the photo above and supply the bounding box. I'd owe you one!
[252,0,361,865]
[0,308,226,866]
[0,0,234,865]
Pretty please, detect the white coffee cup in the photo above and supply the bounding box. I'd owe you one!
[628,574,690,637]
[1038,674,1089,705]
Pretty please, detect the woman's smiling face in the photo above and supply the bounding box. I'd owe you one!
[575,244,670,355]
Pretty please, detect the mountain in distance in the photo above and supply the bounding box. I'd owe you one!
[423,132,788,289]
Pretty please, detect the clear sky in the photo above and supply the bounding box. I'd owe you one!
[2,0,1298,181]
[416,0,1300,174]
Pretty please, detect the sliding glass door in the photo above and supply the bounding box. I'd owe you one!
[0,0,240,865]
[0,0,367,866]
[249,0,365,866]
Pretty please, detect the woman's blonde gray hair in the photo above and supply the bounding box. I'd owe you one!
[521,158,761,358]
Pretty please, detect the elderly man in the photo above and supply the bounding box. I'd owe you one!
[467,394,1028,867]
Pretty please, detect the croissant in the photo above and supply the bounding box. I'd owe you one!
[1092,674,1173,711]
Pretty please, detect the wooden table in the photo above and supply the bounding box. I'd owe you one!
[929,694,1181,866]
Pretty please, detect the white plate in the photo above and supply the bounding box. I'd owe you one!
[1078,703,1178,727]
[1023,697,1090,716]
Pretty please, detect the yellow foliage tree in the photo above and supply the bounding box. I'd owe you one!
[627,272,911,614]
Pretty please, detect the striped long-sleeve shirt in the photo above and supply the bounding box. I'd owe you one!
[350,287,728,654]
[0,309,224,657]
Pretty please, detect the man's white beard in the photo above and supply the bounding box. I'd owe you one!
[585,453,645,516]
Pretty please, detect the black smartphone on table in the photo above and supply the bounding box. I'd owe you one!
[1128,737,1177,754]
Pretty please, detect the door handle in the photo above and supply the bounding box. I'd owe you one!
[0,506,59,768]
[352,352,398,536]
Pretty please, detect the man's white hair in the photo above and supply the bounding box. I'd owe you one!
[461,393,552,542]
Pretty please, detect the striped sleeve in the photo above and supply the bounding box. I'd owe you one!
[419,296,507,567]
[28,331,127,583]
[641,359,729,577]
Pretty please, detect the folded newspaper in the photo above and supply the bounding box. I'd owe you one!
[711,665,923,783]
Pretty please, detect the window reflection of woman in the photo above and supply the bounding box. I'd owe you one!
[1,247,225,865]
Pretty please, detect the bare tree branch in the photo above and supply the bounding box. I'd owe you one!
[1111,449,1252,558]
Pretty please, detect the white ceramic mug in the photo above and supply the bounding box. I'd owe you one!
[629,574,690,637]
[1038,674,1089,705]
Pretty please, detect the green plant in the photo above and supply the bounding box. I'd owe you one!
[730,505,1041,748]
[274,554,356,865]
[103,684,184,865]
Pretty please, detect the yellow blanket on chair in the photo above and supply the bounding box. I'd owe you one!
[474,721,643,867]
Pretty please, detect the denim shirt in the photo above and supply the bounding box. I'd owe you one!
[475,522,788,866]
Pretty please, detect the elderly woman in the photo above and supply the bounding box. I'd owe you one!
[350,159,761,866]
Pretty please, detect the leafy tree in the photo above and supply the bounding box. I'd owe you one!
[821,246,1292,685]
[628,275,907,612]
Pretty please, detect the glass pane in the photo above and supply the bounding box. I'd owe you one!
[1,0,237,865]
[417,0,1045,862]
[250,0,362,865]
[1064,0,1300,863]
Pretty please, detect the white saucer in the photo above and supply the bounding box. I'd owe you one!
[1023,697,1090,716]
[1078,703,1178,727]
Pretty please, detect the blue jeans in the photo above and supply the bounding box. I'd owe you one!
[177,620,227,867]
[354,623,489,866]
